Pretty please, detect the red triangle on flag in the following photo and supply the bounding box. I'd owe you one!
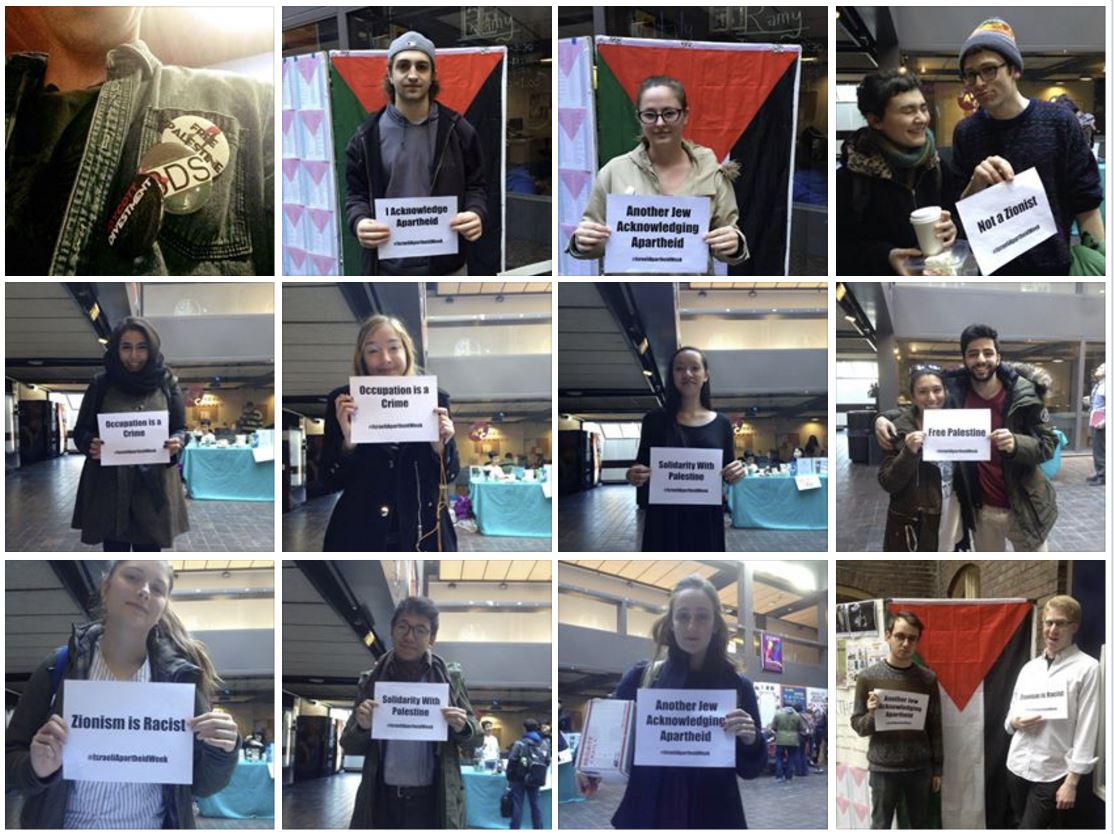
[598,43,797,162]
[331,52,502,119]
[891,601,1031,711]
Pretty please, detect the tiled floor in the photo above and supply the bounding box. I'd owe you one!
[557,484,828,552]
[5,454,274,552]
[281,771,361,829]
[4,792,272,828]
[558,766,827,828]
[834,432,1107,552]
[283,492,551,552]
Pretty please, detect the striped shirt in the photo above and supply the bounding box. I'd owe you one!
[63,643,166,829]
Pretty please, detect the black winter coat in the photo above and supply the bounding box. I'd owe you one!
[836,128,956,275]
[344,104,488,276]
[5,622,240,829]
[320,385,460,552]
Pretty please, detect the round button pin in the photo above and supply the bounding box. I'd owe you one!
[160,115,230,178]
[106,173,164,259]
[138,140,213,215]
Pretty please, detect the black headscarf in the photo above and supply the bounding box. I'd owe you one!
[104,317,169,395]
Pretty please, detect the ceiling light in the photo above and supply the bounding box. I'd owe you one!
[751,561,817,593]
[642,369,653,377]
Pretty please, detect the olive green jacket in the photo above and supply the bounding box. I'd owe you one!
[878,407,943,551]
[340,651,479,829]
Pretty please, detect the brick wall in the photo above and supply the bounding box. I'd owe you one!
[938,560,1062,604]
[836,560,938,600]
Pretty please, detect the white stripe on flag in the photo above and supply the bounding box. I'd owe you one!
[941,681,986,829]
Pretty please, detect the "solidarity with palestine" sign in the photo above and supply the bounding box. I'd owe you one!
[371,682,450,741]
[648,447,723,505]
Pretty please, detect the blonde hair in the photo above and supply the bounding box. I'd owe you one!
[1043,595,1081,624]
[99,561,222,699]
[352,314,419,376]
[642,574,735,686]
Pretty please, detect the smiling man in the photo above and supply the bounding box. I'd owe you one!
[850,611,943,829]
[1005,595,1099,828]
[951,18,1104,275]
[344,31,488,277]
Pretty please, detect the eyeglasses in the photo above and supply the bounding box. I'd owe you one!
[1043,618,1073,628]
[392,623,431,638]
[962,62,1007,86]
[890,633,919,644]
[637,108,685,125]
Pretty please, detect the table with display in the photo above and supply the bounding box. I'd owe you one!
[196,758,275,820]
[727,473,828,530]
[468,478,552,537]
[460,765,553,829]
[180,445,274,501]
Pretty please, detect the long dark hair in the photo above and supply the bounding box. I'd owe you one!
[642,574,735,685]
[95,561,222,699]
[664,346,713,417]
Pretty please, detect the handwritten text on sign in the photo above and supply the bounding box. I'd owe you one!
[955,167,1057,275]
[349,375,439,444]
[603,195,710,274]
[923,408,991,461]
[374,196,459,259]
[1017,687,1068,720]
[371,682,449,741]
[874,688,929,732]
[63,680,195,784]
[97,410,170,467]
[648,447,723,505]
[634,688,735,768]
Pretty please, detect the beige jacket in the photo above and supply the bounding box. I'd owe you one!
[568,139,749,274]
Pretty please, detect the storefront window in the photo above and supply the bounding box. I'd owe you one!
[282,17,339,57]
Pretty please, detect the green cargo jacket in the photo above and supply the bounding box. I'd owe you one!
[5,621,240,829]
[878,407,943,552]
[340,651,480,829]
[6,40,273,275]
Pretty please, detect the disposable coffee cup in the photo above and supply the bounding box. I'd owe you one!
[910,206,943,256]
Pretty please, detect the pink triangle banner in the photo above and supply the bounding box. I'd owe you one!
[311,254,337,275]
[307,208,333,232]
[297,54,321,85]
[303,160,331,185]
[559,169,591,201]
[283,203,305,226]
[285,246,307,269]
[282,109,295,135]
[299,109,325,136]
[558,39,582,77]
[282,158,301,181]
[558,108,586,140]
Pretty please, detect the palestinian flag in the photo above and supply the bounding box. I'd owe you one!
[594,37,799,275]
[890,599,1034,829]
[328,48,505,275]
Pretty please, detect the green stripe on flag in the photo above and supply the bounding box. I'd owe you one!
[329,62,369,276]
[595,52,640,168]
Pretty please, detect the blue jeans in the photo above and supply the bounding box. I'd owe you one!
[794,743,809,775]
[510,780,542,829]
[775,745,796,780]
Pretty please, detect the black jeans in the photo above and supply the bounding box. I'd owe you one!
[1008,771,1063,829]
[509,780,542,829]
[1093,427,1105,477]
[376,783,437,829]
[103,539,161,551]
[869,768,932,829]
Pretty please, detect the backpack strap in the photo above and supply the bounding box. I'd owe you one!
[49,644,69,706]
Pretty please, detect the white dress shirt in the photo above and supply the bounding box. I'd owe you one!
[1005,643,1100,782]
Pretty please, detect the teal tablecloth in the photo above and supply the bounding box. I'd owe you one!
[469,480,552,537]
[461,767,553,829]
[196,759,275,819]
[727,473,828,530]
[557,759,583,804]
[181,446,274,501]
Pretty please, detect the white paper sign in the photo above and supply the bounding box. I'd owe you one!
[576,698,635,782]
[349,375,440,444]
[374,196,459,259]
[874,688,929,732]
[955,167,1057,275]
[923,408,991,461]
[603,195,711,274]
[371,682,449,741]
[795,474,822,491]
[97,410,170,466]
[648,447,723,505]
[1016,686,1069,720]
[251,429,275,463]
[634,687,735,768]
[62,680,195,784]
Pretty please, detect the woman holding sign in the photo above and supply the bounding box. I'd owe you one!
[877,365,962,551]
[321,314,459,551]
[627,347,744,551]
[6,560,240,828]
[340,596,480,828]
[71,318,189,551]
[577,574,766,827]
[568,76,748,275]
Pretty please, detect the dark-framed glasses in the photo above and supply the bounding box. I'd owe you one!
[962,62,1006,86]
[637,108,685,125]
[392,622,431,638]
